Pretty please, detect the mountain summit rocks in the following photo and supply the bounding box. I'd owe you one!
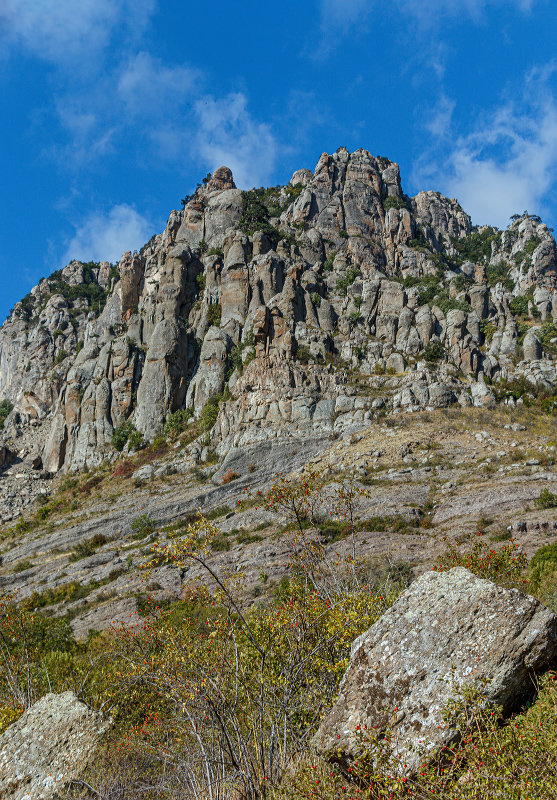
[0,147,555,497]
[314,567,557,774]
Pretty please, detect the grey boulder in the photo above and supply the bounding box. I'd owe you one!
[314,567,557,774]
[0,691,111,799]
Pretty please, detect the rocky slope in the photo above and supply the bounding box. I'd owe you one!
[0,404,555,640]
[0,147,556,523]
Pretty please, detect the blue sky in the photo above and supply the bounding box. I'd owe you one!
[1,0,556,320]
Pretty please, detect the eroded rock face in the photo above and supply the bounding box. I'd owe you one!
[0,691,111,799]
[314,568,557,774]
[0,150,555,480]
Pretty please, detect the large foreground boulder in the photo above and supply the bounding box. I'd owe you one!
[314,567,557,774]
[0,691,111,799]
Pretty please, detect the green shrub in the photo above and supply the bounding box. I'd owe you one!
[127,430,145,451]
[524,234,541,255]
[530,543,557,581]
[196,273,206,291]
[238,189,284,248]
[408,225,428,249]
[54,349,69,364]
[227,328,255,378]
[199,395,222,432]
[539,320,557,351]
[510,295,530,317]
[206,246,223,258]
[205,505,233,520]
[485,262,513,290]
[12,559,34,573]
[383,194,411,211]
[434,536,528,590]
[163,408,193,438]
[207,303,222,327]
[22,579,103,609]
[323,253,336,271]
[452,273,473,292]
[294,345,312,364]
[69,534,108,562]
[335,267,362,297]
[536,488,557,509]
[47,262,108,315]
[409,274,443,306]
[437,296,472,315]
[310,291,321,307]
[211,537,231,551]
[131,514,155,538]
[450,228,500,264]
[479,319,497,343]
[529,543,557,611]
[111,420,135,451]
[0,399,14,428]
[422,341,445,362]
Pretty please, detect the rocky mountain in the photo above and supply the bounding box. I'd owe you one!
[0,147,556,798]
[0,147,556,520]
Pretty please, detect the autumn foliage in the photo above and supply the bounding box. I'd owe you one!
[1,472,555,799]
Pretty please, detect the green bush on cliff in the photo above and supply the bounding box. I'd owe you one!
[0,399,13,428]
[422,341,445,362]
[335,267,362,297]
[199,394,223,431]
[111,420,136,451]
[450,227,500,264]
[239,189,284,248]
[207,303,222,327]
[382,194,411,211]
[47,262,108,315]
[163,408,193,438]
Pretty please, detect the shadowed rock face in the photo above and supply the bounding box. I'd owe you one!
[0,148,555,478]
[0,690,112,799]
[314,568,557,774]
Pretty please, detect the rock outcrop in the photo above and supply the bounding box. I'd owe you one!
[0,691,111,799]
[314,567,557,774]
[0,148,555,496]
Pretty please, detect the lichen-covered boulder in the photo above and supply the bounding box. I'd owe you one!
[0,691,111,799]
[314,568,557,774]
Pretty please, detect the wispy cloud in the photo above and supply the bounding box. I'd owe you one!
[117,52,199,116]
[63,205,155,264]
[400,0,536,26]
[0,0,155,65]
[321,0,369,30]
[51,65,278,188]
[194,93,279,188]
[319,0,537,34]
[424,94,456,139]
[414,68,557,227]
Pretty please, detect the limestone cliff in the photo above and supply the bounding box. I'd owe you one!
[0,151,555,480]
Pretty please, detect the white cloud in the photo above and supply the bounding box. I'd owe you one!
[321,0,369,29]
[63,205,154,264]
[424,94,456,139]
[194,93,279,189]
[0,0,155,64]
[400,0,537,25]
[319,0,537,32]
[53,96,117,165]
[117,52,198,115]
[415,72,557,227]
